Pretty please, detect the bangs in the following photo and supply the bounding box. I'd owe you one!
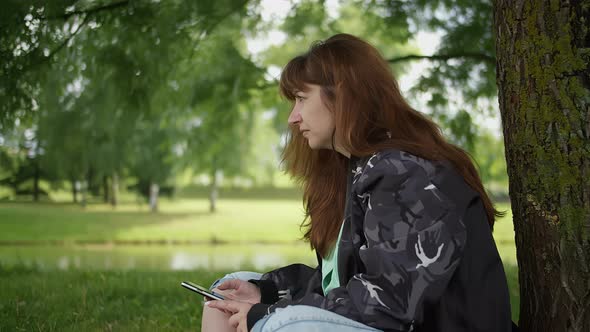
[279,55,310,101]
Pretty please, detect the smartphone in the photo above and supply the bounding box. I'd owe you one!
[181,281,225,300]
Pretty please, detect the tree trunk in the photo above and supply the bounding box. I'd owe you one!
[149,182,159,213]
[86,168,93,198]
[110,172,119,207]
[71,178,78,203]
[103,175,109,203]
[209,168,218,213]
[494,1,590,331]
[79,180,87,208]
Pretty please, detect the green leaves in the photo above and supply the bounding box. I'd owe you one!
[0,0,509,198]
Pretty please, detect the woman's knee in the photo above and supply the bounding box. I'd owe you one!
[253,306,379,332]
[255,306,322,331]
[201,304,234,332]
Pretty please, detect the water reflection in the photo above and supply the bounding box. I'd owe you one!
[0,244,317,271]
[170,252,210,270]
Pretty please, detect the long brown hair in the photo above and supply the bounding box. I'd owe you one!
[280,34,502,257]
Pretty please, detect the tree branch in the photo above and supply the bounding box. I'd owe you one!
[22,14,91,72]
[16,0,129,72]
[46,15,90,60]
[204,0,251,35]
[187,0,251,59]
[43,0,130,20]
[388,52,496,65]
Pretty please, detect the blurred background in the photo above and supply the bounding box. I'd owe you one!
[0,0,517,330]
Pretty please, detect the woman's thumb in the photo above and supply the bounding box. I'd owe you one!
[217,279,238,290]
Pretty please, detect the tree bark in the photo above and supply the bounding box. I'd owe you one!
[80,180,87,208]
[103,175,109,203]
[86,167,94,197]
[71,178,78,203]
[110,172,119,207]
[494,1,590,331]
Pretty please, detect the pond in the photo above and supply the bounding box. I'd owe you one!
[0,244,318,271]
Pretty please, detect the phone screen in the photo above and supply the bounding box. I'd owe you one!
[181,281,225,300]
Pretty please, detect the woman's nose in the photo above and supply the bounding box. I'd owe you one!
[288,107,302,125]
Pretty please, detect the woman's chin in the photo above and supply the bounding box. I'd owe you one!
[305,136,330,150]
[307,141,330,151]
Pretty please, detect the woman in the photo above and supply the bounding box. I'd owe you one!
[202,33,512,332]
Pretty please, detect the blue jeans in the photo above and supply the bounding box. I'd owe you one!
[210,271,381,332]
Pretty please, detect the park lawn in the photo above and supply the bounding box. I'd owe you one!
[0,199,307,244]
[0,200,516,249]
[1,265,520,331]
[0,199,520,329]
[0,199,517,266]
[0,266,222,332]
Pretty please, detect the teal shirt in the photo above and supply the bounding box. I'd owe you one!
[321,221,345,295]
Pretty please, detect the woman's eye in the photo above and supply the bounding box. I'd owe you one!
[295,95,305,102]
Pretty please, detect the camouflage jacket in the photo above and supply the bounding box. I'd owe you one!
[247,149,512,331]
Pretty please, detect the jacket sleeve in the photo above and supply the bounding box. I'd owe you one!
[247,155,467,331]
[250,263,323,303]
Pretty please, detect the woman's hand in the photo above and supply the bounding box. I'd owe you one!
[215,279,261,304]
[206,300,253,332]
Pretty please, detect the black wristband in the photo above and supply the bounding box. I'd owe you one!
[247,303,271,331]
[248,279,279,304]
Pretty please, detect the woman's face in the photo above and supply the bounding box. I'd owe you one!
[287,84,335,150]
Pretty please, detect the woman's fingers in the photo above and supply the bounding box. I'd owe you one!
[205,300,228,312]
[211,287,235,300]
[217,279,240,291]
[205,300,238,313]
[237,321,248,332]
[228,312,240,328]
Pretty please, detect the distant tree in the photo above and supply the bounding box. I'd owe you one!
[170,19,265,212]
[1,0,262,209]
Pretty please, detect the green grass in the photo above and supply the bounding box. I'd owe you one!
[0,199,307,244]
[0,266,223,332]
[0,265,520,331]
[0,199,520,328]
[0,199,516,248]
